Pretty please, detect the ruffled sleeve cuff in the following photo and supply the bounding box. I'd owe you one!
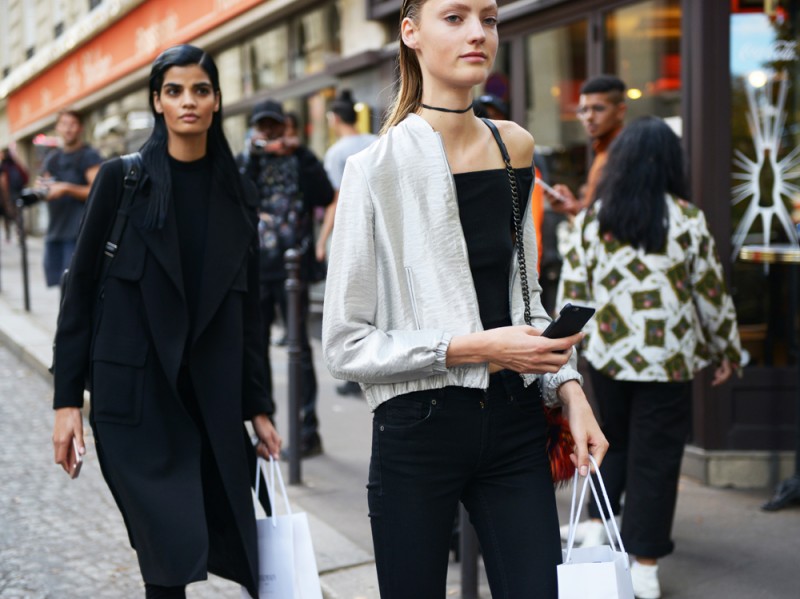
[523,367,584,407]
[432,331,453,374]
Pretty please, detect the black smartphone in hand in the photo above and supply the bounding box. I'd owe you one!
[541,303,595,339]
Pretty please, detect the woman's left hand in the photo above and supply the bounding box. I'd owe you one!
[252,414,282,459]
[558,381,608,476]
[710,359,733,387]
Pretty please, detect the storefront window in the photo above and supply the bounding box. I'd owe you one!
[604,0,682,130]
[291,3,341,77]
[730,1,800,366]
[216,45,244,105]
[247,25,290,92]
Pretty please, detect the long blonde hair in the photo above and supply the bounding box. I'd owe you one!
[381,0,427,134]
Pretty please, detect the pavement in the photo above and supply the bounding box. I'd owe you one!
[1,231,800,599]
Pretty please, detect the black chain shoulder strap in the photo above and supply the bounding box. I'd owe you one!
[480,118,533,326]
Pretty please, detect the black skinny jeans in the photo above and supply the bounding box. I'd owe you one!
[586,365,692,559]
[368,371,561,599]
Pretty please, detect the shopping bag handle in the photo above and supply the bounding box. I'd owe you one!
[255,456,292,527]
[564,454,626,562]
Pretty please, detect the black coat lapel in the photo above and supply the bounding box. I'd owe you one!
[192,180,255,343]
[130,193,186,303]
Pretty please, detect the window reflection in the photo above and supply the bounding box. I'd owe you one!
[604,0,682,130]
[730,2,800,366]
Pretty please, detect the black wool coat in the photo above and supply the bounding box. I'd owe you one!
[53,155,273,596]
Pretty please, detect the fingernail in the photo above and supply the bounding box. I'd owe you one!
[580,465,589,477]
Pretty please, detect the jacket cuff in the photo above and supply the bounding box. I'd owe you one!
[539,367,584,407]
[243,395,275,421]
[433,332,453,374]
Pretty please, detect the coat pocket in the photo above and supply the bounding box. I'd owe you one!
[91,334,148,425]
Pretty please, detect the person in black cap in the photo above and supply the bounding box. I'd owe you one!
[238,99,334,458]
[476,94,509,120]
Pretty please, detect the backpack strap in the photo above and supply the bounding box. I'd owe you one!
[98,152,142,283]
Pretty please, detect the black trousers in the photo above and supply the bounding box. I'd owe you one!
[368,372,561,599]
[587,365,691,559]
[259,279,318,440]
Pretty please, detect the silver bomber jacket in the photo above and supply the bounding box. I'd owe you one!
[322,114,582,411]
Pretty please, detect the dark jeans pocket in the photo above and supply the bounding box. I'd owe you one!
[379,393,435,430]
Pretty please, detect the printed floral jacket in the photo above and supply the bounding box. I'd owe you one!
[556,196,742,381]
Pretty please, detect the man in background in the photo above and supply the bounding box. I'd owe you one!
[239,99,334,457]
[39,110,102,287]
[546,75,627,216]
[0,147,29,242]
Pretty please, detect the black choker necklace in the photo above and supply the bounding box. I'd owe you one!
[421,102,474,114]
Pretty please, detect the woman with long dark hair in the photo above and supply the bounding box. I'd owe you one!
[557,116,742,599]
[322,0,608,596]
[51,44,281,598]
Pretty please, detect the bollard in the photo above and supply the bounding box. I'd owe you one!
[460,504,480,598]
[15,199,31,312]
[284,247,304,485]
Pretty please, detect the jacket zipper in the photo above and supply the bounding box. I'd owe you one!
[404,267,422,330]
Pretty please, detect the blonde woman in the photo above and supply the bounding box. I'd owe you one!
[322,1,607,596]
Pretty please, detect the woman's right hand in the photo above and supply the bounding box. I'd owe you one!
[53,407,85,476]
[449,325,582,374]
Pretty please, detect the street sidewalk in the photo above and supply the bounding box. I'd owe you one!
[1,233,799,598]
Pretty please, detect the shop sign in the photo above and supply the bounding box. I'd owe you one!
[8,0,263,133]
[735,39,798,66]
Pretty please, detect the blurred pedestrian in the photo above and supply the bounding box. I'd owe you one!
[556,116,742,599]
[545,75,627,217]
[476,93,509,120]
[239,98,334,458]
[38,109,103,286]
[322,0,607,596]
[317,89,377,398]
[0,147,29,242]
[51,44,281,599]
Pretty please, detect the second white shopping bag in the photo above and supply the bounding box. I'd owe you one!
[557,455,634,599]
[242,456,323,599]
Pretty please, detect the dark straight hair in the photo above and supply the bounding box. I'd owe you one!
[139,44,244,230]
[330,89,357,125]
[595,116,689,253]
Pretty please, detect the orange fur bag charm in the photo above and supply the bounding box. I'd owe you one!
[544,406,576,485]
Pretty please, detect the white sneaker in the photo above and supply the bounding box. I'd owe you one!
[631,560,660,599]
[559,519,607,546]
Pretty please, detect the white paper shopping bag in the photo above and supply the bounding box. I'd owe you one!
[243,457,323,599]
[557,455,634,599]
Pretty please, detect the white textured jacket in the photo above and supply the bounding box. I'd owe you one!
[322,114,582,410]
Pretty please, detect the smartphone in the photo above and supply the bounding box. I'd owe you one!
[542,303,596,339]
[71,438,83,480]
[535,177,568,203]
